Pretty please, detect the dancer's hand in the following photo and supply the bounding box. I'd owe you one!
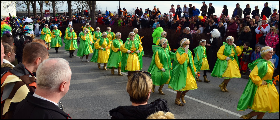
[135,50,140,53]
[232,43,236,48]
[127,50,131,53]
[161,68,165,72]
[261,80,267,86]
[100,47,104,50]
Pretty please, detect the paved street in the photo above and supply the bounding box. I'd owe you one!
[45,37,279,119]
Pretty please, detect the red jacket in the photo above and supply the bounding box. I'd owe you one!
[97,17,104,25]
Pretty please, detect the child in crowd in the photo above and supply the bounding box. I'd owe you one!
[250,45,261,63]
[176,23,182,33]
[239,42,253,74]
[118,17,123,27]
[270,48,279,70]
[190,26,198,34]
[198,24,204,34]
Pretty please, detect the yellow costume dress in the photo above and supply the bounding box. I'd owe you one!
[92,37,111,63]
[237,58,279,113]
[211,42,241,79]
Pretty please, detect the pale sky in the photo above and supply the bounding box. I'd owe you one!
[16,1,279,18]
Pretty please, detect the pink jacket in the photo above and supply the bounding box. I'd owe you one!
[265,32,279,48]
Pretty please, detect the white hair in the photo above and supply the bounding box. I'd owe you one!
[115,32,121,36]
[96,27,100,30]
[36,58,71,91]
[102,32,107,36]
[184,27,190,31]
[133,28,138,33]
[210,29,220,38]
[161,31,167,36]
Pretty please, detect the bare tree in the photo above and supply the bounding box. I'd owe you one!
[38,1,44,18]
[23,1,31,17]
[86,1,96,28]
[67,1,72,19]
[31,1,36,17]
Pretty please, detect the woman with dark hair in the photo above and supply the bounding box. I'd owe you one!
[222,5,228,17]
[109,72,169,119]
[249,19,257,50]
[226,18,238,44]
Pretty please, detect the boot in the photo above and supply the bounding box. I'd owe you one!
[203,75,210,83]
[175,98,184,106]
[196,76,202,82]
[152,85,155,93]
[240,113,252,119]
[69,52,72,58]
[118,67,123,76]
[103,63,107,70]
[181,92,186,103]
[55,48,58,53]
[111,68,115,75]
[219,82,226,92]
[98,63,101,69]
[158,85,165,95]
[224,83,228,92]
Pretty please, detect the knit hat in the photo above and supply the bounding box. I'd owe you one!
[262,15,267,20]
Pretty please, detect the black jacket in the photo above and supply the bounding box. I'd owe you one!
[109,98,169,119]
[222,9,228,17]
[207,6,215,16]
[218,26,225,37]
[243,8,251,18]
[261,7,271,18]
[200,5,207,16]
[251,9,259,19]
[13,92,71,119]
[238,31,252,43]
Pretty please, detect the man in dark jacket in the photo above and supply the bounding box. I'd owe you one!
[243,4,251,18]
[200,2,207,16]
[232,3,242,18]
[13,58,71,119]
[251,6,259,19]
[175,4,182,18]
[261,2,271,18]
[207,3,215,18]
[177,27,192,51]
[189,4,193,18]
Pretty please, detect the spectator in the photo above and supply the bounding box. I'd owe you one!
[237,23,245,41]
[169,4,175,15]
[181,17,190,29]
[139,8,143,17]
[222,5,228,17]
[261,2,272,19]
[147,111,175,119]
[217,22,225,45]
[200,2,207,17]
[232,3,242,18]
[251,6,259,19]
[1,43,15,76]
[204,20,214,37]
[198,24,204,34]
[1,42,49,119]
[175,4,182,18]
[207,3,215,18]
[97,14,104,25]
[189,4,193,18]
[157,8,161,15]
[192,6,200,17]
[159,16,166,28]
[265,26,279,49]
[270,48,279,69]
[190,26,197,34]
[243,4,251,19]
[226,17,238,43]
[1,41,4,66]
[13,58,72,119]
[152,6,157,19]
[176,23,182,33]
[118,17,123,26]
[177,27,192,50]
[183,4,189,18]
[152,18,159,29]
[239,42,253,74]
[255,15,270,45]
[250,45,261,62]
[254,14,261,27]
[109,72,169,119]
[135,7,140,16]
[249,19,257,50]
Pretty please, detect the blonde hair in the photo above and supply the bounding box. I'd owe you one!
[147,111,175,119]
[180,38,190,46]
[226,36,234,42]
[244,26,251,32]
[159,38,167,46]
[126,72,153,104]
[270,26,277,35]
[260,46,273,58]
[115,32,121,37]
[129,32,135,37]
[133,28,138,33]
[32,39,48,48]
[161,31,167,37]
[102,32,107,36]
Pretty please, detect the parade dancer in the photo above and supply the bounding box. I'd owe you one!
[237,46,279,119]
[148,38,173,95]
[83,23,94,39]
[65,28,78,58]
[64,23,73,44]
[155,31,171,51]
[194,39,210,82]
[133,28,144,69]
[107,32,123,75]
[77,28,93,62]
[106,27,115,42]
[51,25,62,53]
[91,32,111,70]
[92,27,102,49]
[133,28,143,44]
[211,36,242,92]
[168,38,198,106]
[121,32,143,79]
[40,24,51,50]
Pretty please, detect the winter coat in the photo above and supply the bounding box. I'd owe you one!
[243,8,251,18]
[265,32,279,48]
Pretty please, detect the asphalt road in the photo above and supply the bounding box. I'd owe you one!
[45,37,279,119]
